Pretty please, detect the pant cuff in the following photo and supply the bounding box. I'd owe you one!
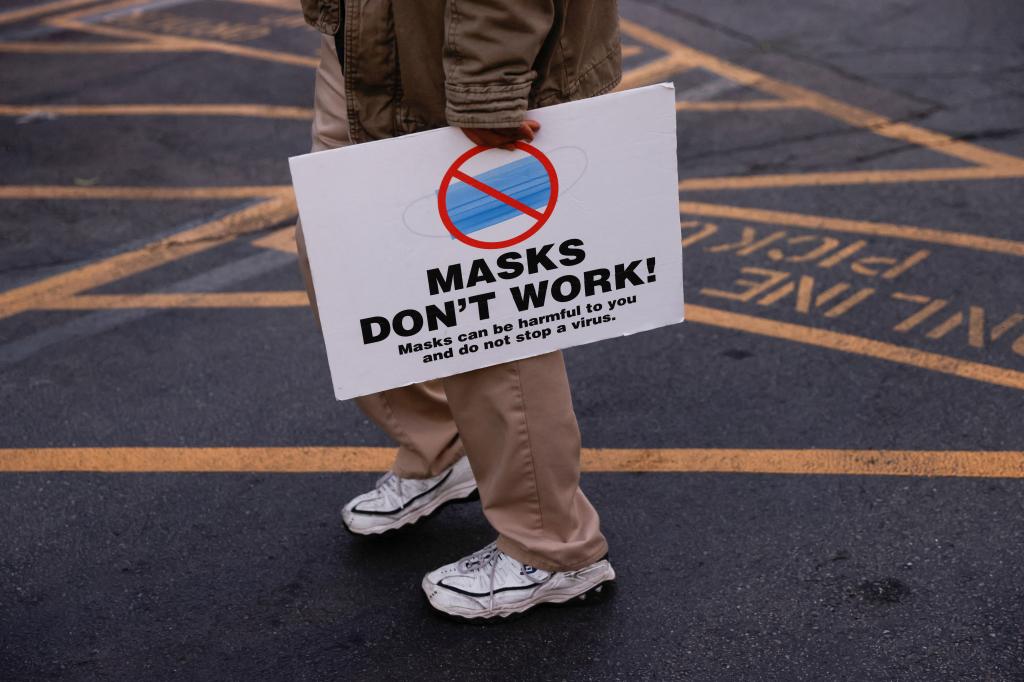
[390,439,464,479]
[496,534,609,573]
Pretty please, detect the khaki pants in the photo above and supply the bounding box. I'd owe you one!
[296,35,606,572]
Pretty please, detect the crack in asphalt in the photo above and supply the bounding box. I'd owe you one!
[953,127,1024,142]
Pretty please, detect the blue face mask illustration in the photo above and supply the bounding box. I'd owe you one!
[442,156,552,236]
[401,146,587,240]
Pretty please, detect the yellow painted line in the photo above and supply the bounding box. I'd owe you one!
[0,197,295,321]
[0,447,397,473]
[620,18,1024,170]
[617,54,691,91]
[224,0,296,9]
[251,225,297,254]
[34,3,658,73]
[0,0,99,26]
[0,185,290,200]
[37,290,1024,393]
[677,100,804,111]
[585,449,1024,477]
[0,41,181,54]
[687,304,1024,391]
[48,8,318,68]
[44,292,307,309]
[680,201,1024,258]
[0,104,313,120]
[0,447,1021,477]
[37,288,1024,391]
[679,165,1024,191]
[621,45,643,58]
[620,17,693,55]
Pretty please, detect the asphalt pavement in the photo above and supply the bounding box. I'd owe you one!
[1,0,1022,679]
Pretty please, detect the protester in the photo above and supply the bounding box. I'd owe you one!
[295,1,621,620]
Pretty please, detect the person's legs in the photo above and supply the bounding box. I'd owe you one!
[422,352,612,619]
[297,34,463,479]
[355,387,464,478]
[300,36,608,582]
[442,351,607,572]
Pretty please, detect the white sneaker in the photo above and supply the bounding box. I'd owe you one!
[341,456,478,535]
[422,541,615,620]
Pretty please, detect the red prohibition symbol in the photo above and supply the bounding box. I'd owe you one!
[437,141,559,250]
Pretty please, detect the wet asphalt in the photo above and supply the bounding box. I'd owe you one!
[1,0,1023,679]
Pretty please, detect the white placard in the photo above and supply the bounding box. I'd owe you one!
[290,84,684,400]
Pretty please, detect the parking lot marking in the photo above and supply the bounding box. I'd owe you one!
[676,100,805,111]
[47,12,318,68]
[0,41,180,54]
[644,29,1024,171]
[0,0,99,26]
[679,166,1024,191]
[617,18,1024,196]
[0,198,294,321]
[0,251,296,367]
[1,447,1021,477]
[0,185,289,200]
[30,285,1023,392]
[687,305,1024,391]
[0,104,312,119]
[681,202,1024,258]
[2,9,1021,428]
[227,0,294,9]
[617,53,693,90]
[41,291,308,309]
[47,0,320,67]
[251,225,297,254]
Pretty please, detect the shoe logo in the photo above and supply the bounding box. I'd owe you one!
[521,565,537,575]
[437,577,539,597]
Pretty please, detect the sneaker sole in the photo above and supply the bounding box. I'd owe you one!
[343,480,479,536]
[422,562,616,622]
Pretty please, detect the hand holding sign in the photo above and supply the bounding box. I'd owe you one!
[461,120,541,150]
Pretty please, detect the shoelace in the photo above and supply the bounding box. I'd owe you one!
[460,542,550,611]
[460,542,499,572]
[374,471,407,510]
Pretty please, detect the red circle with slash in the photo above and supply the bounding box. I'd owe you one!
[437,141,559,250]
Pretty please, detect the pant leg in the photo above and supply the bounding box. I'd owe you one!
[294,33,351,320]
[301,35,607,565]
[308,32,351,155]
[297,34,463,479]
[442,352,608,572]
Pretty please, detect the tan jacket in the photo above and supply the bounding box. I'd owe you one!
[300,0,622,142]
